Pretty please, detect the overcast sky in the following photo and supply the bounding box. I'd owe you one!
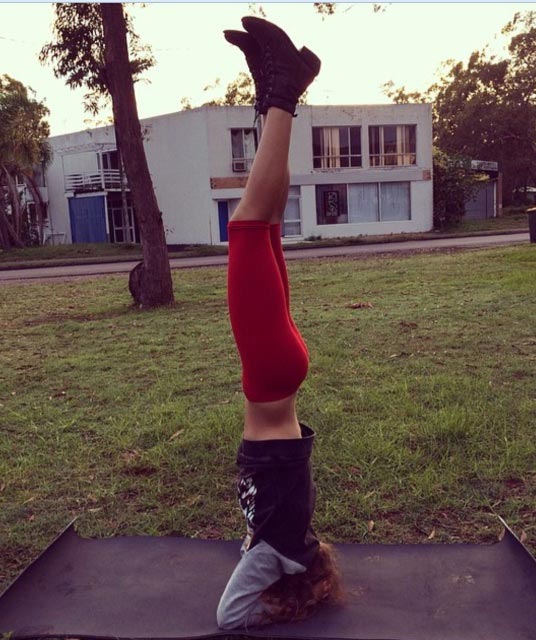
[0,2,532,137]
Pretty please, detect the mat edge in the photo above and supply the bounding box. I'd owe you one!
[0,517,78,602]
[498,515,536,565]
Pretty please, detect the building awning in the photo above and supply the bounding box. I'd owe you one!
[471,160,499,172]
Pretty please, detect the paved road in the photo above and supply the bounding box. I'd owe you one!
[0,232,530,284]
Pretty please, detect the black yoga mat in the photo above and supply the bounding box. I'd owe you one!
[1,517,535,640]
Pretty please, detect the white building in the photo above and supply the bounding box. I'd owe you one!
[43,103,433,246]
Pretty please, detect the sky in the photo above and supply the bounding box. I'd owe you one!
[0,2,533,137]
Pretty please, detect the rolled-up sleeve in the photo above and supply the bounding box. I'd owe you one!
[217,541,304,629]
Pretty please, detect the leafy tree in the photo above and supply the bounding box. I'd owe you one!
[382,80,431,105]
[0,75,51,249]
[179,96,193,111]
[245,3,336,18]
[314,3,336,17]
[384,11,536,206]
[247,3,267,18]
[203,72,256,107]
[40,2,174,307]
[501,11,536,202]
[40,2,153,115]
[192,72,309,109]
[503,11,536,101]
[432,149,488,229]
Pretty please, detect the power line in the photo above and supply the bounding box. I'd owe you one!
[0,34,41,46]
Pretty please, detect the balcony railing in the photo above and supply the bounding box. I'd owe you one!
[370,153,416,167]
[313,155,362,169]
[64,169,124,192]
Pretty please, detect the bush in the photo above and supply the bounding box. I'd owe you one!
[433,149,488,229]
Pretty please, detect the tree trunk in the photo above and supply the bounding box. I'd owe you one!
[0,195,24,248]
[2,166,23,239]
[23,172,46,245]
[114,127,132,244]
[0,191,10,249]
[0,221,8,250]
[101,3,174,307]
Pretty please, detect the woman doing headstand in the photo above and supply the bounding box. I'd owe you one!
[217,16,342,629]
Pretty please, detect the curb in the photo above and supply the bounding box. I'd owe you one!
[0,228,529,272]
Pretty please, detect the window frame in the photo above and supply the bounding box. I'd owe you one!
[312,126,362,169]
[369,125,417,167]
[316,181,411,225]
[230,128,258,173]
[282,187,302,237]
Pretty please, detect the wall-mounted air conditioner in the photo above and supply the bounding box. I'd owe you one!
[233,159,247,173]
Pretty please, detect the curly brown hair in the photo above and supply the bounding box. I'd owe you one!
[259,542,344,624]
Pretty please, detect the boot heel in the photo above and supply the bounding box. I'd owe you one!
[300,47,321,75]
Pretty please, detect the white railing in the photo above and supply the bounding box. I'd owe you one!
[65,169,124,192]
[44,232,66,246]
[313,155,362,169]
[370,153,417,167]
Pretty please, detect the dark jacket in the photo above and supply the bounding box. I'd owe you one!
[236,423,319,568]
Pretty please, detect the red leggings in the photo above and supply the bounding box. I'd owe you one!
[227,220,309,402]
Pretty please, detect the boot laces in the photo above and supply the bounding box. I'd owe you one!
[251,63,264,121]
[255,45,274,119]
[262,45,275,95]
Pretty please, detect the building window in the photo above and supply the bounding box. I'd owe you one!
[315,184,348,224]
[348,183,378,223]
[283,186,302,236]
[312,126,361,169]
[107,193,139,244]
[369,125,416,167]
[230,128,258,172]
[96,150,122,189]
[380,182,411,221]
[100,150,119,171]
[316,182,411,225]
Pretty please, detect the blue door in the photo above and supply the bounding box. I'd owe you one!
[218,201,229,242]
[69,196,107,243]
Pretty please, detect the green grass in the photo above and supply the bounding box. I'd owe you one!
[0,241,143,262]
[1,245,535,591]
[0,241,228,268]
[0,211,528,268]
[443,210,529,234]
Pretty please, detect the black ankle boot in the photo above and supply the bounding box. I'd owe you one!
[241,16,321,116]
[224,30,266,117]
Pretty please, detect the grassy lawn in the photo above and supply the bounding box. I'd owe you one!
[0,241,228,268]
[1,245,535,592]
[0,210,529,268]
[443,210,529,234]
[0,241,143,262]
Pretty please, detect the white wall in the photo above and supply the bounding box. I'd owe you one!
[140,109,212,245]
[205,105,257,177]
[47,127,117,243]
[45,103,433,246]
[291,103,433,239]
